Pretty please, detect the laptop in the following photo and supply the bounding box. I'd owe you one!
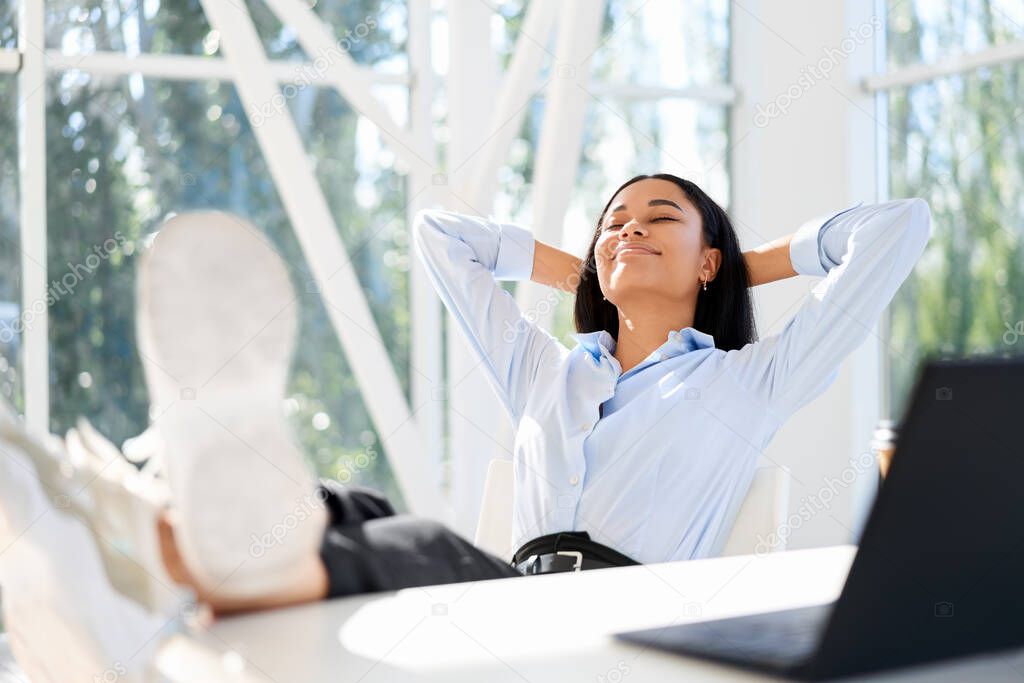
[617,356,1024,680]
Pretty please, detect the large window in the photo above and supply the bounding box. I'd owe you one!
[0,71,20,413]
[882,0,1024,418]
[35,0,411,505]
[0,1,19,412]
[1,0,733,514]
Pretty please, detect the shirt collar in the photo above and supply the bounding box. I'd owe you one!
[570,326,716,364]
[571,330,616,362]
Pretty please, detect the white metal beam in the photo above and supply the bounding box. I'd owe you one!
[258,0,446,498]
[515,0,606,325]
[198,0,450,521]
[845,0,884,543]
[464,0,558,208]
[260,0,433,178]
[406,0,445,489]
[18,0,49,432]
[0,48,19,73]
[587,81,736,103]
[0,48,737,103]
[445,0,504,537]
[40,49,409,85]
[0,46,411,83]
[863,39,1024,92]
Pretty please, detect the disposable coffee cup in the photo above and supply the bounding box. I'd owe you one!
[870,419,899,479]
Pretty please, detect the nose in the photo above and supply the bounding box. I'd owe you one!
[618,220,648,239]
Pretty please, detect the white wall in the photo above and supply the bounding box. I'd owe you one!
[730,0,883,550]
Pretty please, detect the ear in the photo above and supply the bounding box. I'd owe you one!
[701,248,723,282]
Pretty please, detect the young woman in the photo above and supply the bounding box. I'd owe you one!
[411,173,931,569]
[15,173,928,616]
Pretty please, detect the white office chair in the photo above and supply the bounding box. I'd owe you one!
[712,462,792,557]
[473,459,791,562]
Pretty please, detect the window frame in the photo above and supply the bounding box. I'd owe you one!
[2,0,736,522]
[867,0,1024,418]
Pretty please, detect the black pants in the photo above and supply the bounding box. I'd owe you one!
[317,480,522,598]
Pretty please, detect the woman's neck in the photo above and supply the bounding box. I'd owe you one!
[613,298,696,374]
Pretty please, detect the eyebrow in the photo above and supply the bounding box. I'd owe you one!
[608,199,685,214]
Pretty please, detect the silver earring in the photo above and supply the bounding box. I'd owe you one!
[701,275,708,292]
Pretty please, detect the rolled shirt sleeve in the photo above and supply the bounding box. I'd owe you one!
[788,201,865,277]
[492,221,536,281]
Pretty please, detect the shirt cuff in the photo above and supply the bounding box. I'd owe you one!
[788,201,864,277]
[492,220,535,281]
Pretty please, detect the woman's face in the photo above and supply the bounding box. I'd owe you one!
[594,178,720,307]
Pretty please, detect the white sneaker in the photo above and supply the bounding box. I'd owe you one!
[0,403,176,683]
[122,424,168,477]
[0,396,182,615]
[135,211,327,600]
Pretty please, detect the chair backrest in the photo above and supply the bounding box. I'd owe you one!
[712,463,792,557]
[473,459,517,561]
[473,459,791,561]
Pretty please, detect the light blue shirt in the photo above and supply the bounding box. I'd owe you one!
[413,198,931,564]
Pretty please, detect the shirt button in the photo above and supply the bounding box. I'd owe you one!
[580,422,591,432]
[570,474,580,486]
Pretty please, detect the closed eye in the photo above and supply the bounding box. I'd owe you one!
[606,216,679,230]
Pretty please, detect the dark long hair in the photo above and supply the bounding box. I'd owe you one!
[573,173,757,351]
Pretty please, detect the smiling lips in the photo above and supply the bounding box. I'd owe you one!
[614,241,661,258]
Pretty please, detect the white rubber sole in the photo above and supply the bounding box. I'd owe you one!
[136,211,327,599]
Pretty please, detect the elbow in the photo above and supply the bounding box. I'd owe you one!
[885,198,931,262]
[412,208,437,242]
[412,208,444,258]
[903,197,933,251]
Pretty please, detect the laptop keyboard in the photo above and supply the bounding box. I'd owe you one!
[618,603,834,669]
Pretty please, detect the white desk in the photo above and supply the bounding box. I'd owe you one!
[158,546,1024,682]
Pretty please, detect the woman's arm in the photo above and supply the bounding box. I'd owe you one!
[530,240,584,293]
[413,209,564,423]
[743,236,798,286]
[722,199,932,425]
